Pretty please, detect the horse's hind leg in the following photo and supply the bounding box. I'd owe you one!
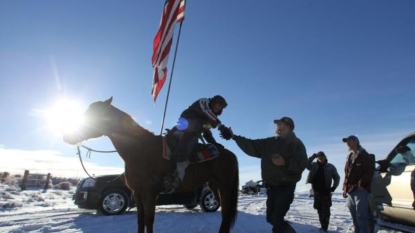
[207,182,232,233]
[209,155,239,233]
[218,187,233,233]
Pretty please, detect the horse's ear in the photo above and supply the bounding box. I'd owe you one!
[104,96,113,105]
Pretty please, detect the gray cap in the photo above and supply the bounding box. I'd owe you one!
[273,117,295,130]
[342,135,359,144]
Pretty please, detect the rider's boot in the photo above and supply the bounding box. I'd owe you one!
[163,160,189,194]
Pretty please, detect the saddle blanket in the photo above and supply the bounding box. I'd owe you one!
[162,137,220,162]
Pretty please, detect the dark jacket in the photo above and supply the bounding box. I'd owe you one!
[343,146,374,193]
[233,132,307,185]
[306,157,340,193]
[179,98,221,143]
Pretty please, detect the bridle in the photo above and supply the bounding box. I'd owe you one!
[73,102,125,182]
[76,144,122,182]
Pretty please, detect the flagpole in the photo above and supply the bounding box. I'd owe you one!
[159,21,184,135]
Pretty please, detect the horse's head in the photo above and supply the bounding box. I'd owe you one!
[63,97,117,145]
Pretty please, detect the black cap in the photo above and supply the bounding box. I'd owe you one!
[316,151,326,158]
[342,135,359,144]
[274,117,295,130]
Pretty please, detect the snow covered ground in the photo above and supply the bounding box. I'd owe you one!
[0,183,408,233]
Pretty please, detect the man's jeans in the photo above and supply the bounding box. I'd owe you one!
[313,192,332,230]
[346,189,371,233]
[266,183,296,232]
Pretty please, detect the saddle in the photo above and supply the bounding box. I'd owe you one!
[161,129,222,194]
[163,129,221,163]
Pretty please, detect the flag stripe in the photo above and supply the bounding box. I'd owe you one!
[151,0,185,102]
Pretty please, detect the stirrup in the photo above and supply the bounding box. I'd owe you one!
[160,188,175,194]
[162,172,181,194]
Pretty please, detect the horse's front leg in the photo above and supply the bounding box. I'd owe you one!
[142,189,159,233]
[133,192,145,233]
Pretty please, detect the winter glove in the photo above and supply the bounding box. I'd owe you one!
[219,125,233,140]
[330,187,336,193]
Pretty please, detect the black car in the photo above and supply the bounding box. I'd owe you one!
[73,174,220,215]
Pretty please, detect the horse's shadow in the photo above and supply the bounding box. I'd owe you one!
[70,208,315,233]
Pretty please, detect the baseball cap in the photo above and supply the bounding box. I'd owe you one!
[316,151,326,158]
[342,135,359,143]
[274,117,295,130]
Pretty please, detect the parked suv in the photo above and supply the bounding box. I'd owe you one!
[73,174,220,215]
[241,180,265,195]
[372,131,415,232]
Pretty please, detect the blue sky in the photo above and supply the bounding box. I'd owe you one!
[1,0,414,191]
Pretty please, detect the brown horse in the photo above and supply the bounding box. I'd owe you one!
[63,97,239,233]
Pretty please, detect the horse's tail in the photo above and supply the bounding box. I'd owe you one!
[229,154,239,228]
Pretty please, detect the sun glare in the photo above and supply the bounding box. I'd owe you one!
[46,99,84,135]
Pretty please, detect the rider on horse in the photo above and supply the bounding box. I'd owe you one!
[168,95,229,191]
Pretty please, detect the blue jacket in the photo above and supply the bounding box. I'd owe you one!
[306,156,340,192]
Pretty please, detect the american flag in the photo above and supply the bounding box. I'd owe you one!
[151,0,185,102]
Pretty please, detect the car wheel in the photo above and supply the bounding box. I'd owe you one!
[200,190,220,212]
[98,189,129,216]
[183,203,198,209]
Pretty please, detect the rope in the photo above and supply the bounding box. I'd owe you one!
[77,145,96,180]
[80,144,117,153]
[76,145,122,182]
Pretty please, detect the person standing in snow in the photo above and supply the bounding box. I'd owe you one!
[306,151,340,232]
[220,116,308,233]
[342,135,374,233]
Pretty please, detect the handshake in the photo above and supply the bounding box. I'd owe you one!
[218,125,234,140]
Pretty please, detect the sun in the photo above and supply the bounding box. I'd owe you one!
[46,99,85,135]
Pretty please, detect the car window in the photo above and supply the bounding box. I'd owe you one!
[390,154,406,164]
[386,139,415,176]
[391,140,415,165]
[404,140,415,165]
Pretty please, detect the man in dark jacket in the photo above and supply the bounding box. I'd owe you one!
[306,151,340,232]
[167,95,229,191]
[342,135,374,233]
[220,117,307,233]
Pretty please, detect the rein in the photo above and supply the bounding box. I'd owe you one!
[76,145,122,182]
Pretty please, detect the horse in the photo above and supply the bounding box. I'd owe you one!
[63,97,239,233]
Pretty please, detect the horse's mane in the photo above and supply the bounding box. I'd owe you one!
[109,103,156,137]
